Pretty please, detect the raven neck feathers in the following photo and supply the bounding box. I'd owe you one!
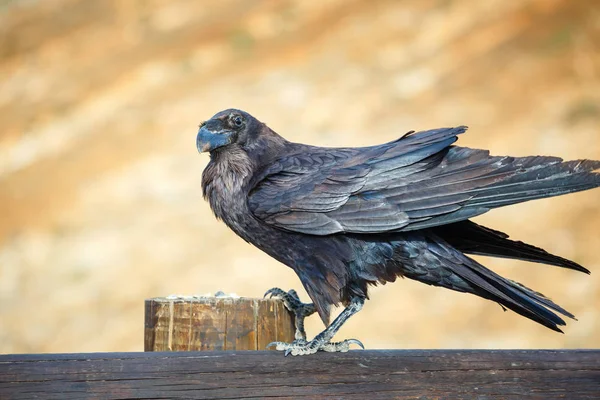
[202,144,255,223]
[201,126,288,227]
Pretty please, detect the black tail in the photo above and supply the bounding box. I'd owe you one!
[448,252,574,333]
[409,235,578,333]
[433,220,590,274]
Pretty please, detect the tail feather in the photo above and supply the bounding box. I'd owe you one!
[453,257,572,332]
[404,235,578,332]
[433,220,590,274]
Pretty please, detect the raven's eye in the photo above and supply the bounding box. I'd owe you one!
[232,116,244,127]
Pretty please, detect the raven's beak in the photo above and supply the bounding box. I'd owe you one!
[196,125,231,153]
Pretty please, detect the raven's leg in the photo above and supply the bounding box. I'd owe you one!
[267,296,365,356]
[264,288,316,341]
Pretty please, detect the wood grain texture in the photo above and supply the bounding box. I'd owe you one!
[144,297,295,351]
[0,350,598,399]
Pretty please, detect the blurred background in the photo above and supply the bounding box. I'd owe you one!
[1,0,599,354]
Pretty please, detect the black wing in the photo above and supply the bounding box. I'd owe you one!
[248,127,600,235]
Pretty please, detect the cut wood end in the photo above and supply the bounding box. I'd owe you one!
[144,295,296,352]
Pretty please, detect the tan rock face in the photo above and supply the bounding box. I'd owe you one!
[1,0,598,353]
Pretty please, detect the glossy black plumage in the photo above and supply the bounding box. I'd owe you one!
[198,109,600,333]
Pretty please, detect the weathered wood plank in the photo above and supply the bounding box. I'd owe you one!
[144,296,295,351]
[1,350,599,399]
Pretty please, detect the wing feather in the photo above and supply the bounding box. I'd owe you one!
[248,126,600,235]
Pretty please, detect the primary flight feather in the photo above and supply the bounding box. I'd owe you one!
[197,109,599,356]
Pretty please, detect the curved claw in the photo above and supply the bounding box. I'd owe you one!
[267,341,298,356]
[346,339,365,349]
[264,287,287,299]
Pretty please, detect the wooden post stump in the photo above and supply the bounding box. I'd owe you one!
[144,294,295,351]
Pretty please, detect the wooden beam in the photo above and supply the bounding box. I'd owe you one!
[144,296,295,351]
[1,350,599,399]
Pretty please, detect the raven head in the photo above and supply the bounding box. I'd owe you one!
[196,109,257,153]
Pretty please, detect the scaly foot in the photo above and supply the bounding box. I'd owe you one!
[265,294,366,356]
[264,287,316,341]
[267,335,364,356]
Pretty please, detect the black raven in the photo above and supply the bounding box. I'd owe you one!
[197,109,599,356]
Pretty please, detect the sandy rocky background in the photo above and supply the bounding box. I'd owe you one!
[1,0,599,353]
